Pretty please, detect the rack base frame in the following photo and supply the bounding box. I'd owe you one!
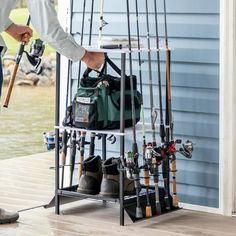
[47,185,180,224]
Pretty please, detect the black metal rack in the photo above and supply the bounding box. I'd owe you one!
[52,0,183,226]
[53,48,179,226]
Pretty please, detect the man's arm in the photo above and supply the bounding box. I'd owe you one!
[27,0,104,69]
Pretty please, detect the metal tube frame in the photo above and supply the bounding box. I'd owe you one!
[119,53,126,225]
[55,52,61,215]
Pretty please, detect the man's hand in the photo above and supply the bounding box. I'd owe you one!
[81,51,105,70]
[5,23,33,44]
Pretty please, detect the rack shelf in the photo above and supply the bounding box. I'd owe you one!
[84,45,174,54]
[55,123,164,137]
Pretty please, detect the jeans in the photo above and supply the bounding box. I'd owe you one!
[0,57,3,98]
[0,46,3,98]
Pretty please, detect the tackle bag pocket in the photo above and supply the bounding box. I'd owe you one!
[72,87,106,129]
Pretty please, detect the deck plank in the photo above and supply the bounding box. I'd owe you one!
[0,152,55,212]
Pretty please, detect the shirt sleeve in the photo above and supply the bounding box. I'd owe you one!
[27,0,85,62]
[3,18,13,31]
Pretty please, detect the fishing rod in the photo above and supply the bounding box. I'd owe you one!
[151,0,164,215]
[78,131,86,181]
[3,16,44,107]
[3,16,31,108]
[126,0,142,219]
[144,0,162,216]
[134,0,152,218]
[162,0,172,210]
[89,0,94,46]
[88,0,97,158]
[145,0,157,149]
[89,132,96,156]
[70,130,77,186]
[76,0,93,185]
[98,0,105,46]
[77,0,86,87]
[134,0,145,159]
[154,1,165,144]
[60,129,68,188]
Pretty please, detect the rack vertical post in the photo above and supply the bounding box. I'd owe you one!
[55,52,61,215]
[119,53,126,225]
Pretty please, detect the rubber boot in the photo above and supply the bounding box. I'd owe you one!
[0,208,19,224]
[77,155,102,195]
[100,157,135,197]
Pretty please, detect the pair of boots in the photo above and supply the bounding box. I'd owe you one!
[77,156,135,197]
[0,208,19,224]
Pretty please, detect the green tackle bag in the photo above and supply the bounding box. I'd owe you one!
[72,56,142,130]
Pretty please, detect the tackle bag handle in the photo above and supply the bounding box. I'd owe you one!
[82,54,129,79]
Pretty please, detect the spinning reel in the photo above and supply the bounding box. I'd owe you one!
[178,140,193,159]
[25,39,45,74]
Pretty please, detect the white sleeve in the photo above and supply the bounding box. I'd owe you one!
[3,18,13,31]
[27,0,85,62]
[0,0,14,32]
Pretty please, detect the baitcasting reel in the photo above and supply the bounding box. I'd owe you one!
[25,39,45,74]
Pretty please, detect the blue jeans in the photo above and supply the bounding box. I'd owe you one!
[0,56,2,98]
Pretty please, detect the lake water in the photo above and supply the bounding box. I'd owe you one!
[0,86,55,160]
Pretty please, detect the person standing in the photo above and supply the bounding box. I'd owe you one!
[0,0,104,224]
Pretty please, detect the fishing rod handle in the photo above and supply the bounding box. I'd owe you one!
[16,15,31,63]
[143,169,150,186]
[61,130,68,166]
[2,64,19,108]
[2,16,31,108]
[78,132,86,180]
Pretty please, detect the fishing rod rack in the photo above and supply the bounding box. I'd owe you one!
[53,0,193,226]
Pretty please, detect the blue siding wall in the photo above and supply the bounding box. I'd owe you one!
[71,0,219,208]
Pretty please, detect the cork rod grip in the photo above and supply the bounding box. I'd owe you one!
[3,64,19,108]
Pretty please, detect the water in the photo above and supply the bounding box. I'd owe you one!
[0,86,55,160]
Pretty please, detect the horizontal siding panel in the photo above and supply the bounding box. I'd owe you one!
[177,160,219,188]
[171,120,218,139]
[73,0,219,14]
[142,86,219,114]
[172,48,219,64]
[104,49,219,64]
[72,14,219,39]
[178,184,219,208]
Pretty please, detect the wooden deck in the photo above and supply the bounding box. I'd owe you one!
[0,152,236,235]
[0,152,54,212]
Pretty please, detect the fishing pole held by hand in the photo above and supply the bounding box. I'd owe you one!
[3,16,31,108]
